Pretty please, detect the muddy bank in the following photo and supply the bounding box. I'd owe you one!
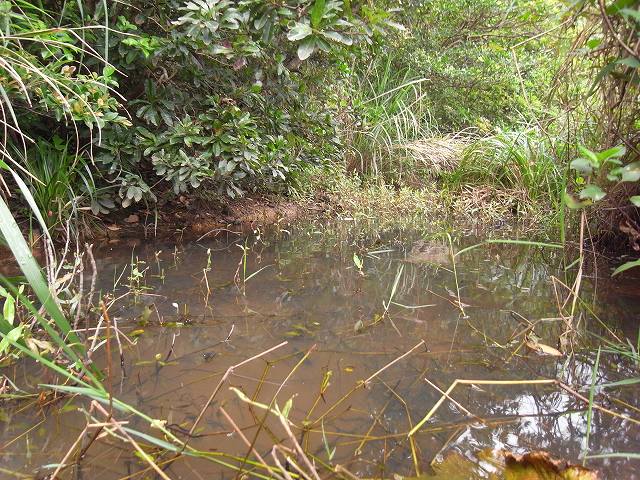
[0,193,331,274]
[99,193,331,239]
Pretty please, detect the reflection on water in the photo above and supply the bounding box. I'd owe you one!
[1,220,639,479]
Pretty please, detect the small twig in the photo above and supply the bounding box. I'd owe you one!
[50,424,88,479]
[100,301,113,417]
[92,401,172,480]
[85,243,97,318]
[423,377,484,423]
[220,407,284,480]
[364,340,426,386]
[184,341,288,447]
[271,446,295,480]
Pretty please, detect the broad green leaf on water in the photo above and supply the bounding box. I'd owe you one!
[287,22,312,41]
[0,325,24,355]
[569,157,594,174]
[297,37,317,60]
[612,258,640,276]
[630,196,640,207]
[579,185,606,202]
[3,295,14,325]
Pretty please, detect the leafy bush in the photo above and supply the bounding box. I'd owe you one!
[1,0,397,219]
[388,0,564,130]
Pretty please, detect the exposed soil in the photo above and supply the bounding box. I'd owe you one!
[0,193,332,272]
[98,193,330,240]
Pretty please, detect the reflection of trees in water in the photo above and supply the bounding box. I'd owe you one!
[85,221,639,478]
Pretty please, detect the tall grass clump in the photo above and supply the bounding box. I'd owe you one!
[344,53,469,185]
[444,127,566,220]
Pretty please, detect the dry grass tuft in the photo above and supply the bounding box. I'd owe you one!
[393,133,474,180]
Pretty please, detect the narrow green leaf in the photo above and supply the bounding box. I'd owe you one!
[612,259,640,276]
[3,295,14,326]
[310,0,326,28]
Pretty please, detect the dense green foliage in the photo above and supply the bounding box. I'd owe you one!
[1,0,638,249]
[1,0,396,219]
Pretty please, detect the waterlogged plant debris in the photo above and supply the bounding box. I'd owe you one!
[503,451,598,480]
[397,450,598,479]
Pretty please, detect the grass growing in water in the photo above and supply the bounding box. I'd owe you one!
[444,127,566,221]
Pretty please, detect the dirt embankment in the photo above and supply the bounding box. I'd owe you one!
[99,194,329,240]
[0,194,331,274]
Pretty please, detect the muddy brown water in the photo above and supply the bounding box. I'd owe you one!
[1,220,639,479]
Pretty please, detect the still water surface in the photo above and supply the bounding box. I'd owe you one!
[1,221,639,478]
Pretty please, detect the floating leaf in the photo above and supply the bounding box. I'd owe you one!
[630,196,640,207]
[354,319,364,333]
[504,451,598,479]
[525,336,563,356]
[537,342,563,357]
[411,450,598,480]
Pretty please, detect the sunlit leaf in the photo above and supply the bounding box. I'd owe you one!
[287,22,312,41]
[3,296,15,326]
[569,158,593,174]
[310,0,326,28]
[0,325,23,355]
[297,37,317,60]
[620,162,640,182]
[578,185,606,202]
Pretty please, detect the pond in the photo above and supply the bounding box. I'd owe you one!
[1,220,639,479]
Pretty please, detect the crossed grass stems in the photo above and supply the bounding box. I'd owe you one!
[1,219,639,478]
[19,338,640,479]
